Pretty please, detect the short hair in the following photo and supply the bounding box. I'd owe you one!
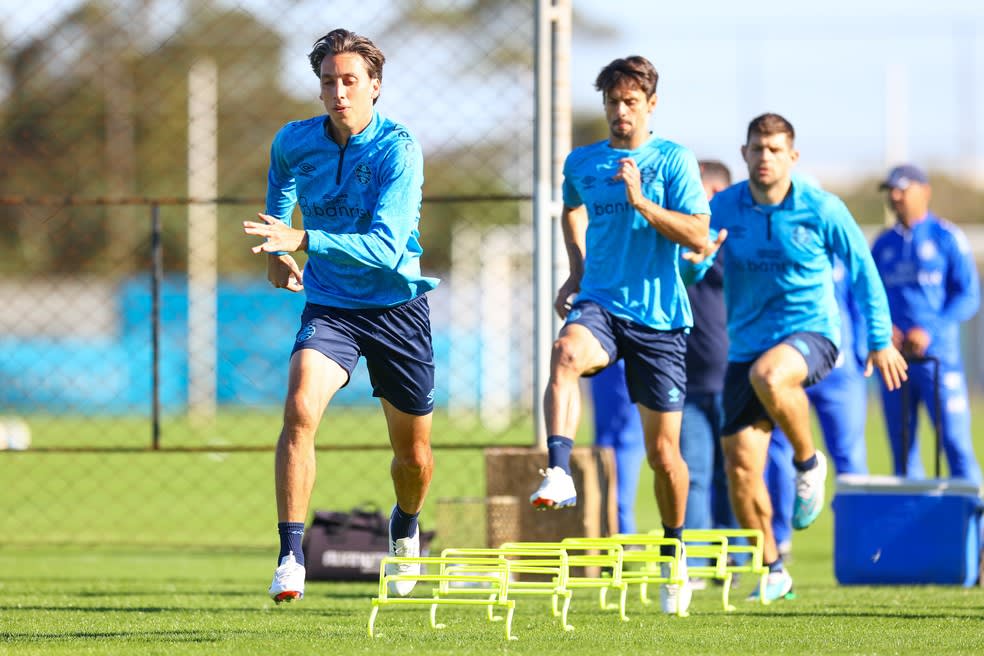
[746,113,795,145]
[699,159,732,186]
[594,56,659,99]
[308,29,385,101]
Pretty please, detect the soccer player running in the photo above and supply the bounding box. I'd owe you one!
[243,28,439,602]
[528,55,710,614]
[871,164,982,483]
[704,113,907,602]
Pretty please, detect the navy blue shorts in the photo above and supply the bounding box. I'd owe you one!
[565,300,687,412]
[291,295,435,415]
[721,331,838,436]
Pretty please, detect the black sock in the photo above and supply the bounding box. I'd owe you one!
[766,557,784,573]
[277,522,305,566]
[546,435,574,474]
[660,524,684,557]
[793,454,818,472]
[390,504,419,541]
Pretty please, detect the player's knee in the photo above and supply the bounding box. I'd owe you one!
[282,396,322,437]
[394,447,433,473]
[551,337,587,376]
[645,439,679,473]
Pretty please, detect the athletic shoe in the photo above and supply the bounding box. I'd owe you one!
[688,576,708,591]
[746,569,794,603]
[385,513,420,596]
[659,546,692,615]
[792,451,827,530]
[529,467,577,509]
[268,552,305,603]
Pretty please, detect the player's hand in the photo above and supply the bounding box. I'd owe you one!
[614,157,644,208]
[864,345,908,391]
[903,326,931,358]
[267,253,304,292]
[682,229,728,264]
[554,276,580,319]
[244,213,307,254]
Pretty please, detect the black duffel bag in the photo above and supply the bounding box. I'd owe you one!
[302,504,434,581]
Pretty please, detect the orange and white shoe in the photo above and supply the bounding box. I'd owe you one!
[268,552,305,603]
[529,467,577,509]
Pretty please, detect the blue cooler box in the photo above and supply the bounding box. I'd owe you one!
[832,475,983,586]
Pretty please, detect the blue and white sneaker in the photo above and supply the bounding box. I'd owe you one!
[747,569,794,603]
[385,513,420,596]
[529,467,577,509]
[792,451,827,530]
[268,552,305,603]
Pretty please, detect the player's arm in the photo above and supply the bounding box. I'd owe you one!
[615,157,708,250]
[555,204,587,318]
[939,228,981,323]
[243,128,304,291]
[825,198,907,389]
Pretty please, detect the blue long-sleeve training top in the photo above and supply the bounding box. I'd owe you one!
[265,110,439,309]
[871,212,980,366]
[709,179,892,362]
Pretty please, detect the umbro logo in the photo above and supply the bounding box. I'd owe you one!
[298,162,316,177]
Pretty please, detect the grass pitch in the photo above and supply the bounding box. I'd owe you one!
[1,399,983,654]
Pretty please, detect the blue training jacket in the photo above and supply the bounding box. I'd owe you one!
[265,110,439,309]
[709,179,892,362]
[871,212,980,366]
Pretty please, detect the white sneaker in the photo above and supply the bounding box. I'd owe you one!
[385,512,421,596]
[529,467,577,509]
[268,552,305,603]
[660,546,692,615]
[792,451,827,530]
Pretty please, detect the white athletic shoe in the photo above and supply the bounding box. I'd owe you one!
[660,546,692,615]
[793,451,828,530]
[268,552,305,603]
[529,467,577,509]
[385,513,421,596]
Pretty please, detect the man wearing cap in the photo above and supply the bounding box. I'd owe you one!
[871,164,982,483]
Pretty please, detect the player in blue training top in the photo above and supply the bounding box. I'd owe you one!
[698,113,907,603]
[528,55,710,615]
[871,164,982,483]
[243,28,439,604]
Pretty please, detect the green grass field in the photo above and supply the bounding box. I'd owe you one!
[1,398,983,654]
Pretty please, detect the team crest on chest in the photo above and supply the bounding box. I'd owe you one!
[355,163,372,185]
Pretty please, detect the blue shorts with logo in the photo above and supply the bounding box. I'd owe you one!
[565,300,688,412]
[291,294,435,416]
[721,331,838,436]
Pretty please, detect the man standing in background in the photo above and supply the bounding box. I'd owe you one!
[871,164,981,483]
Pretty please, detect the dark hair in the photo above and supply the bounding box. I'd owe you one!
[594,56,659,99]
[746,113,795,145]
[309,29,385,102]
[698,160,732,186]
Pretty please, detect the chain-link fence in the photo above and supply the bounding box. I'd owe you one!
[0,0,555,548]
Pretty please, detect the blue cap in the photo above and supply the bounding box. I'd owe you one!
[879,164,928,190]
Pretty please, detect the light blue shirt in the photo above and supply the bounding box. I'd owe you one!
[561,135,710,329]
[709,179,892,362]
[265,111,439,308]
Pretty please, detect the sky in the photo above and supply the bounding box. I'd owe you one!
[2,0,983,190]
[570,0,984,189]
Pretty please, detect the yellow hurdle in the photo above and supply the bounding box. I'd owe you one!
[435,546,574,631]
[501,539,630,621]
[369,555,517,640]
